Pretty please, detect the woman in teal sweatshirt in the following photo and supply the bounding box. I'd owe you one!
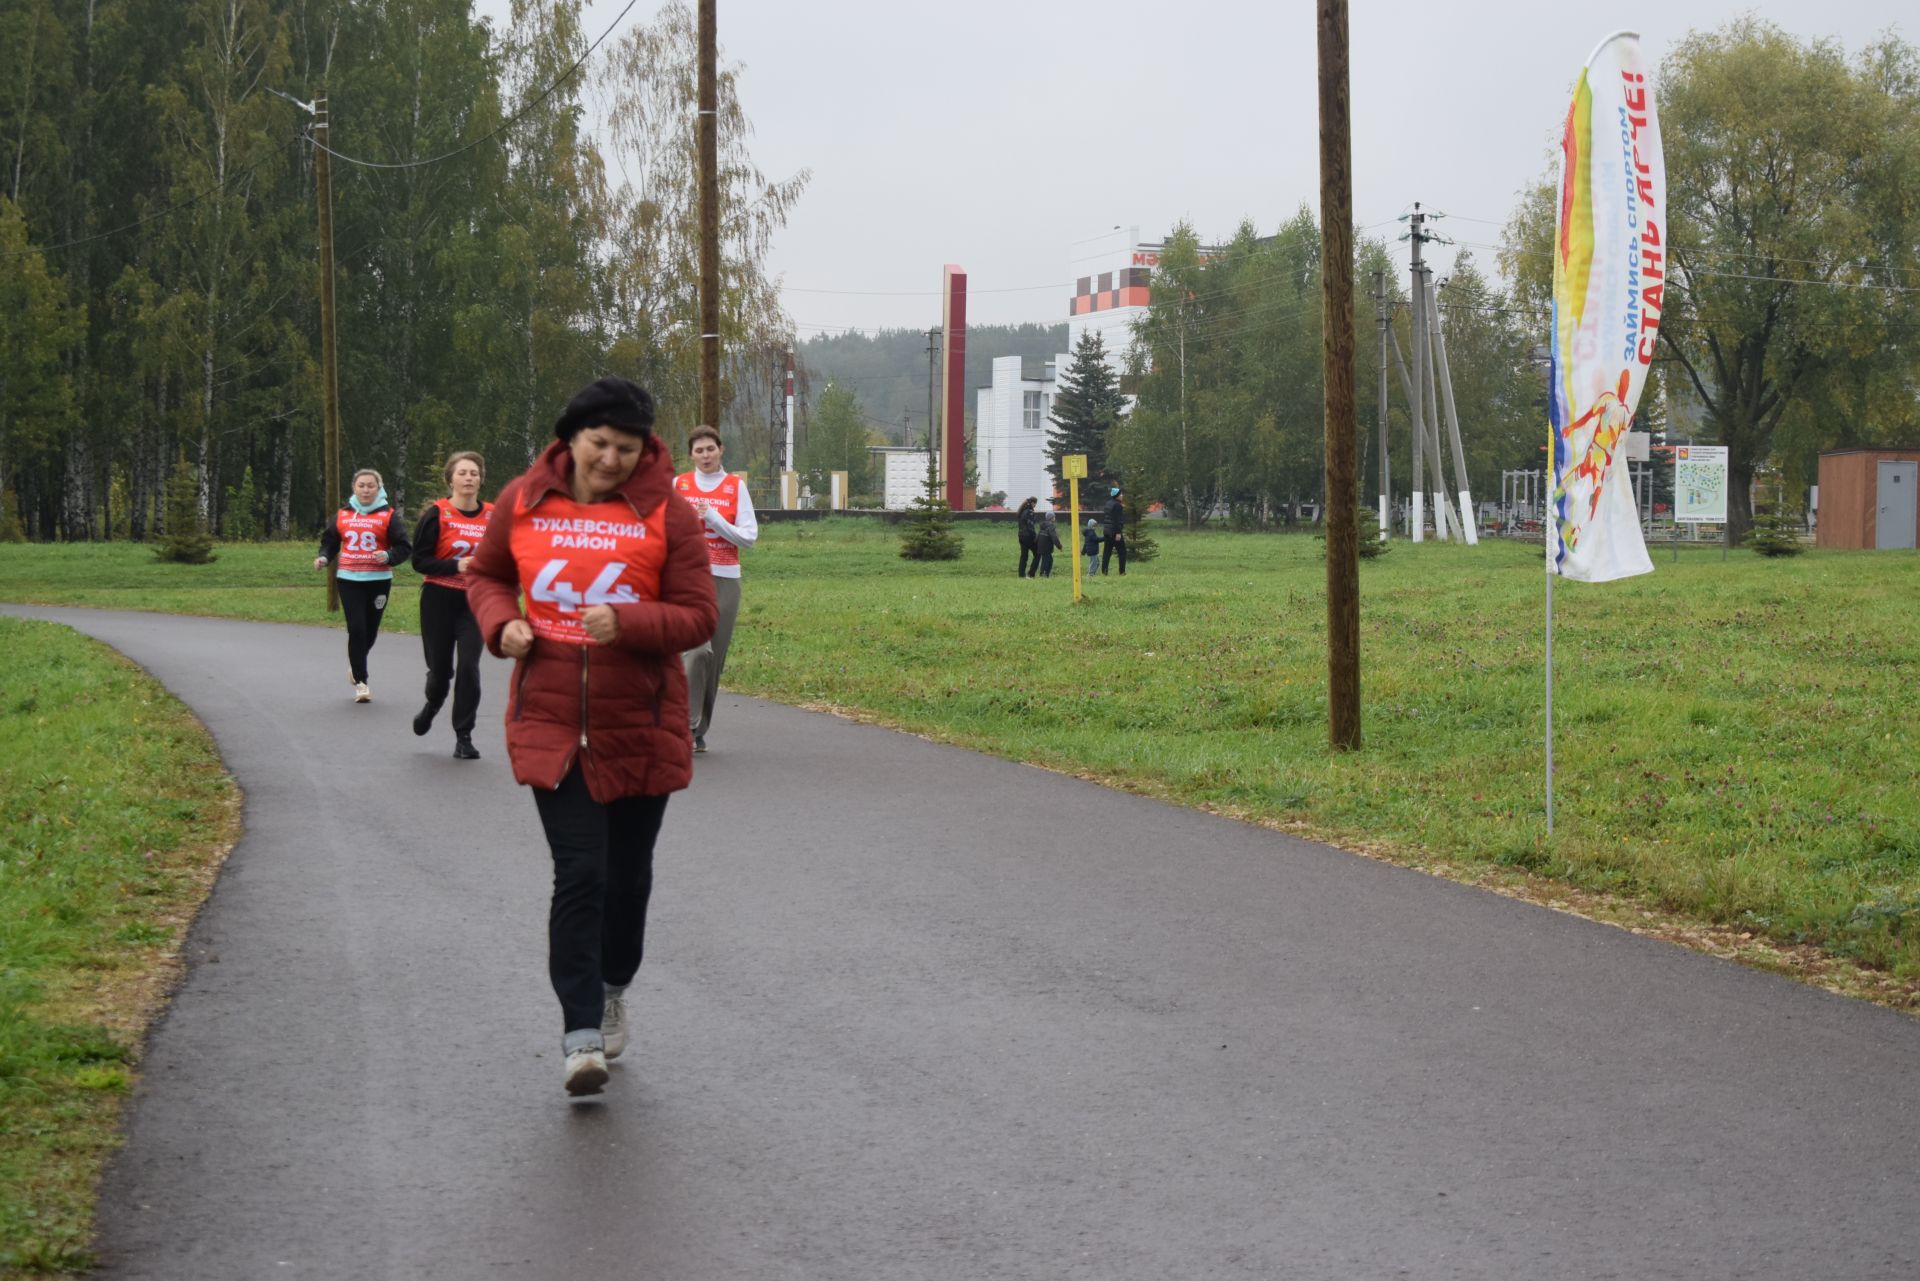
[314,468,412,702]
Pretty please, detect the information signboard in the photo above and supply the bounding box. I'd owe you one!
[1674,445,1729,524]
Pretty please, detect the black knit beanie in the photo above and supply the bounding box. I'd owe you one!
[553,377,655,441]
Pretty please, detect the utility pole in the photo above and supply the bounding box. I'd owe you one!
[1420,266,1453,540]
[1372,269,1389,538]
[277,88,343,612]
[315,98,342,611]
[1428,279,1478,545]
[696,0,720,431]
[924,328,940,493]
[768,353,783,500]
[783,346,795,508]
[1318,0,1361,751]
[1407,204,1428,542]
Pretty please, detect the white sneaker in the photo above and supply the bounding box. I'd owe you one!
[603,991,628,1060]
[353,682,371,703]
[564,1047,608,1096]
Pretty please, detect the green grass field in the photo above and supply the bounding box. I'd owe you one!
[2,526,1917,988]
[0,619,236,1276]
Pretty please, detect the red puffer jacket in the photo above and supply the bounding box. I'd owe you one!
[467,437,718,801]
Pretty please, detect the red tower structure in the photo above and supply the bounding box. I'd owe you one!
[941,265,968,510]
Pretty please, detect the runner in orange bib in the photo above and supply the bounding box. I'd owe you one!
[409,451,494,758]
[673,424,757,753]
[314,468,411,703]
[465,377,716,1098]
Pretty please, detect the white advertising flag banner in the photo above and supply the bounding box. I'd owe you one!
[1548,32,1664,582]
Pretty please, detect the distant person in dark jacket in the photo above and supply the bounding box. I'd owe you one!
[1081,518,1101,578]
[1101,487,1127,575]
[1035,509,1061,577]
[1016,497,1039,578]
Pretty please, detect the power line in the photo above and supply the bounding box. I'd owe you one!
[313,0,646,172]
[1,138,299,260]
[4,0,645,260]
[783,223,1416,328]
[1449,229,1920,291]
[783,281,1075,297]
[1454,237,1920,295]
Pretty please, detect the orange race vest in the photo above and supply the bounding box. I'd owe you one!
[335,507,394,574]
[673,471,742,570]
[509,491,668,645]
[423,498,494,591]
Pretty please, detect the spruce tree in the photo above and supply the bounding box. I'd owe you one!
[1319,505,1390,560]
[1746,500,1805,557]
[1046,332,1125,497]
[0,490,25,544]
[223,466,260,541]
[154,457,217,564]
[899,457,963,561]
[1123,500,1159,563]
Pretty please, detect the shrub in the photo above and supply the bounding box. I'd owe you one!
[1747,504,1805,558]
[0,489,25,543]
[1317,505,1390,560]
[153,457,216,565]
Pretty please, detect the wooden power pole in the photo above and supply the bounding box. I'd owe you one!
[1317,0,1361,750]
[314,96,342,614]
[697,0,720,431]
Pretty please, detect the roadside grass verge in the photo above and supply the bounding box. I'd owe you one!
[729,522,1920,991]
[0,540,418,632]
[0,619,238,1277]
[3,528,1916,998]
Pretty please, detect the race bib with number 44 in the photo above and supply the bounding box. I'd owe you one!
[509,491,668,644]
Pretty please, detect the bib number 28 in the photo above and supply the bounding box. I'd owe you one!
[530,559,639,613]
[343,529,382,553]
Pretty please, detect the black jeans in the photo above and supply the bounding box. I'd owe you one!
[1101,534,1127,575]
[1017,541,1037,577]
[418,583,481,734]
[336,577,391,682]
[532,766,668,1034]
[1037,543,1055,577]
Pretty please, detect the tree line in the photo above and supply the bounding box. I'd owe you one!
[1502,19,1920,540]
[1047,20,1920,541]
[1053,211,1538,531]
[0,0,805,542]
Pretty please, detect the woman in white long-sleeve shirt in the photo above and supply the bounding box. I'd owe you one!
[672,425,758,753]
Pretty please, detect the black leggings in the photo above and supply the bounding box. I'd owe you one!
[419,583,482,734]
[1018,541,1037,577]
[533,766,669,1034]
[336,578,391,682]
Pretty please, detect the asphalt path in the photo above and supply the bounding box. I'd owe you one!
[7,605,1919,1280]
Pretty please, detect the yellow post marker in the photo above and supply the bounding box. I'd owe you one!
[1064,454,1088,602]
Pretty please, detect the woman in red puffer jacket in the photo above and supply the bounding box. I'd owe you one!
[466,376,717,1098]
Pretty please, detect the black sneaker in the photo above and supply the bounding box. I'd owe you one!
[413,703,437,736]
[453,734,480,760]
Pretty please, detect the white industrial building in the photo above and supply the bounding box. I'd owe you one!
[974,226,1172,511]
[875,447,935,511]
[975,356,1059,509]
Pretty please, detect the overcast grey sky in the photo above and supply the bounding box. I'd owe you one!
[492,0,1910,334]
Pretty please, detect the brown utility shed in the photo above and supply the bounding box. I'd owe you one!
[1816,448,1920,550]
